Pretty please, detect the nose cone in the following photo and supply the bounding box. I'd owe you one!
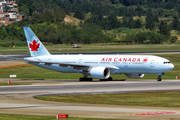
[170,64,174,70]
[163,63,174,72]
[167,64,174,71]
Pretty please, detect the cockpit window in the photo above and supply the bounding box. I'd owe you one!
[163,61,171,64]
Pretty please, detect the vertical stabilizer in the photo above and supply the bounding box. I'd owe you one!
[23,27,51,57]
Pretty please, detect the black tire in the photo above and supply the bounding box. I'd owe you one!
[100,77,113,81]
[79,78,93,81]
[87,78,93,81]
[108,77,113,81]
[99,79,105,81]
[157,78,162,81]
[79,78,83,81]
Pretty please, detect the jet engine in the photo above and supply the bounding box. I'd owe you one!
[126,74,145,78]
[89,67,110,79]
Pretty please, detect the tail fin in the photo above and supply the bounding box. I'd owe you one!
[23,27,51,57]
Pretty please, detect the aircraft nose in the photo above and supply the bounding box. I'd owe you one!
[163,63,174,72]
[170,64,174,70]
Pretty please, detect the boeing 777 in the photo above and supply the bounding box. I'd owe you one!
[23,27,174,81]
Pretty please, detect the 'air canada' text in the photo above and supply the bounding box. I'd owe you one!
[101,58,148,63]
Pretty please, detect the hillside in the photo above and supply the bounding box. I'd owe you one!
[64,15,83,26]
[0,0,180,46]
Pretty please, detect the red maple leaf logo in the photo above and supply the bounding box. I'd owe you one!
[29,40,40,51]
[143,58,148,63]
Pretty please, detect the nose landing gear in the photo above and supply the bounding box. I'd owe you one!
[157,73,164,81]
[157,75,162,81]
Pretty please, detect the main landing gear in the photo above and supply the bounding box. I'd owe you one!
[79,77,93,81]
[79,77,113,81]
[99,77,113,81]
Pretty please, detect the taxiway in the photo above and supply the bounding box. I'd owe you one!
[0,80,180,120]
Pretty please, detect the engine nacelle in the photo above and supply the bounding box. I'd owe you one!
[89,67,110,79]
[126,74,145,78]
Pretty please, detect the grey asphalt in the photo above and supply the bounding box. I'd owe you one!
[1,80,180,95]
[0,80,180,119]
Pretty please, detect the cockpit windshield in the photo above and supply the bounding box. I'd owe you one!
[163,61,171,64]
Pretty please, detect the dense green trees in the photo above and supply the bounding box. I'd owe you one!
[28,0,173,17]
[74,10,85,20]
[124,31,164,44]
[159,21,170,36]
[17,0,34,16]
[0,0,180,46]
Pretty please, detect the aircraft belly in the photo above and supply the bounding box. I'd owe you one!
[120,66,149,74]
[148,70,163,74]
[148,66,163,74]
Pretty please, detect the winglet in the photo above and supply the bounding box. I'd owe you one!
[23,27,51,57]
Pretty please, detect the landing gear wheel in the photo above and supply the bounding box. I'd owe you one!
[79,77,93,81]
[157,78,162,81]
[79,78,83,81]
[108,77,113,81]
[99,77,113,81]
[157,76,162,81]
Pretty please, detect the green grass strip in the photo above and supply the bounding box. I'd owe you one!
[36,91,180,108]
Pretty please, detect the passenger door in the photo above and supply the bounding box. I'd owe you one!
[150,60,155,67]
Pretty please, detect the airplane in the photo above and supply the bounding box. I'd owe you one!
[23,27,174,81]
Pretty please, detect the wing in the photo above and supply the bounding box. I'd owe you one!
[25,59,118,72]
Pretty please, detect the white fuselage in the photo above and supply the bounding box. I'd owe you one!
[24,54,174,75]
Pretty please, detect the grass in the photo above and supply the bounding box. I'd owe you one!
[0,114,120,120]
[0,83,31,86]
[0,54,179,80]
[0,65,83,79]
[35,91,180,108]
[0,44,180,54]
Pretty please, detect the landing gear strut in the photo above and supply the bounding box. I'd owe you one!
[79,77,93,81]
[157,75,162,81]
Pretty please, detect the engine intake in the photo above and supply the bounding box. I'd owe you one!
[126,74,145,78]
[89,67,110,79]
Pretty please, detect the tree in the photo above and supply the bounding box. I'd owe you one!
[4,5,10,12]
[154,13,159,23]
[135,5,143,17]
[19,5,29,16]
[128,16,134,28]
[32,3,66,23]
[145,19,155,30]
[123,16,128,27]
[172,15,179,30]
[159,21,170,36]
[16,0,34,16]
[103,11,121,30]
[170,36,177,43]
[145,8,155,30]
[134,19,142,28]
[0,28,8,40]
[74,10,85,20]
[110,0,119,4]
